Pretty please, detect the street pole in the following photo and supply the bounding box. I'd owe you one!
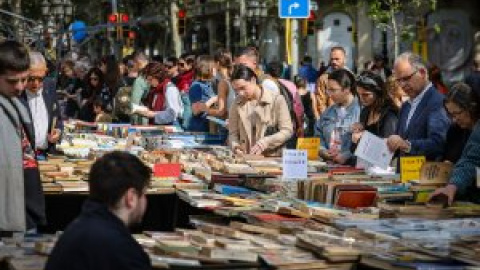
[225,1,231,51]
[239,0,247,47]
[291,19,300,79]
[111,0,120,58]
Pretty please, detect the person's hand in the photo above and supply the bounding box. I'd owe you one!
[386,135,409,153]
[224,119,229,129]
[192,102,207,115]
[332,153,347,164]
[250,142,266,155]
[233,145,245,156]
[327,147,340,157]
[352,130,364,144]
[351,123,364,133]
[48,128,61,144]
[428,184,458,206]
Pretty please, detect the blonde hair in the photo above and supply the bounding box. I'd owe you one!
[195,55,215,80]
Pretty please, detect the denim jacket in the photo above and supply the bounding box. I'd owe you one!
[314,97,361,160]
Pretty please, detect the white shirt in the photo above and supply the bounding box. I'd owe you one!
[261,78,279,94]
[153,82,183,125]
[26,88,49,150]
[406,82,432,130]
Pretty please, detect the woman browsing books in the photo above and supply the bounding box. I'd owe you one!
[228,64,293,156]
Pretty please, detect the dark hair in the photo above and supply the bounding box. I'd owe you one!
[101,55,122,91]
[92,98,107,111]
[143,62,167,82]
[132,50,149,63]
[0,40,30,75]
[231,64,257,82]
[266,61,283,78]
[445,82,480,119]
[330,46,346,55]
[356,70,394,113]
[84,67,105,103]
[152,55,163,63]
[234,46,259,61]
[214,48,233,69]
[328,68,356,94]
[89,151,151,208]
[294,75,307,89]
[302,55,313,64]
[179,53,196,66]
[165,56,178,66]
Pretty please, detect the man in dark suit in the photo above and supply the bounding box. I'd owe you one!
[387,52,450,161]
[20,51,62,156]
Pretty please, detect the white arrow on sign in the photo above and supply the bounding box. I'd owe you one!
[288,2,300,15]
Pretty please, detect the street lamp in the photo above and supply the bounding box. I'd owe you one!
[40,0,74,59]
[245,0,268,44]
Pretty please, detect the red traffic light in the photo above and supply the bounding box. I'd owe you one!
[178,9,186,19]
[121,13,129,22]
[108,13,118,23]
[308,11,316,21]
[128,31,136,39]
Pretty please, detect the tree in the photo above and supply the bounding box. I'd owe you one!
[343,0,437,58]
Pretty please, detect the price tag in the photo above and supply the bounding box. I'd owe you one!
[400,156,426,183]
[296,137,321,160]
[282,150,308,179]
[153,163,182,178]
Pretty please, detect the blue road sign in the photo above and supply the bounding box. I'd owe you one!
[279,0,310,19]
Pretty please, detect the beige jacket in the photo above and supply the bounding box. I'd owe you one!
[228,89,293,156]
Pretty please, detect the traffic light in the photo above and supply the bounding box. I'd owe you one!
[178,9,186,36]
[307,11,316,36]
[118,13,130,40]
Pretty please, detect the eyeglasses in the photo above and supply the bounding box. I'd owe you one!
[3,76,28,85]
[28,76,45,83]
[446,108,465,119]
[165,64,174,69]
[395,70,418,85]
[326,88,342,95]
[178,62,186,67]
[357,75,379,89]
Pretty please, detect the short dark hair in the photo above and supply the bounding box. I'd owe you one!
[330,46,346,55]
[0,40,30,75]
[445,82,480,120]
[234,47,259,61]
[328,68,356,94]
[302,55,313,64]
[88,151,151,208]
[266,61,283,78]
[231,64,257,82]
[294,75,307,88]
[165,56,178,66]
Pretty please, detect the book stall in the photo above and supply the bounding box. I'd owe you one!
[1,122,480,270]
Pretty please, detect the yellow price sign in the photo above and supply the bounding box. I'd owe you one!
[297,137,321,160]
[400,156,426,183]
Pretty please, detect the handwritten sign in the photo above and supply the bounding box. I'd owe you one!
[282,150,308,179]
[153,163,182,178]
[400,156,426,183]
[296,137,321,160]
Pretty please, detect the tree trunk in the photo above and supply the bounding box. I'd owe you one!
[390,6,399,58]
[170,1,182,57]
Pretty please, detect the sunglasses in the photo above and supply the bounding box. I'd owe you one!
[28,76,45,83]
[357,75,379,89]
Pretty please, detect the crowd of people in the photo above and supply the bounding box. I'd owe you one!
[2,37,480,239]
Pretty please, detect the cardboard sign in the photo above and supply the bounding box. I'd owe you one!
[419,162,452,184]
[400,156,426,183]
[153,163,182,178]
[283,150,308,179]
[296,137,321,160]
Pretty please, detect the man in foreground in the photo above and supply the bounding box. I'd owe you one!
[46,151,152,270]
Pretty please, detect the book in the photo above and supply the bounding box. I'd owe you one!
[200,247,258,262]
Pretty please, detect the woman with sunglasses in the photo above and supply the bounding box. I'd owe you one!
[429,82,480,205]
[229,64,293,156]
[350,71,398,162]
[78,68,105,122]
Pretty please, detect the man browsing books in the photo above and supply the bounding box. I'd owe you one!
[45,151,152,270]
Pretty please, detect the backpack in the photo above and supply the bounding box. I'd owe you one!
[260,75,300,149]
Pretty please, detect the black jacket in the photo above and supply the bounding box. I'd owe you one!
[45,200,151,270]
[20,77,63,152]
